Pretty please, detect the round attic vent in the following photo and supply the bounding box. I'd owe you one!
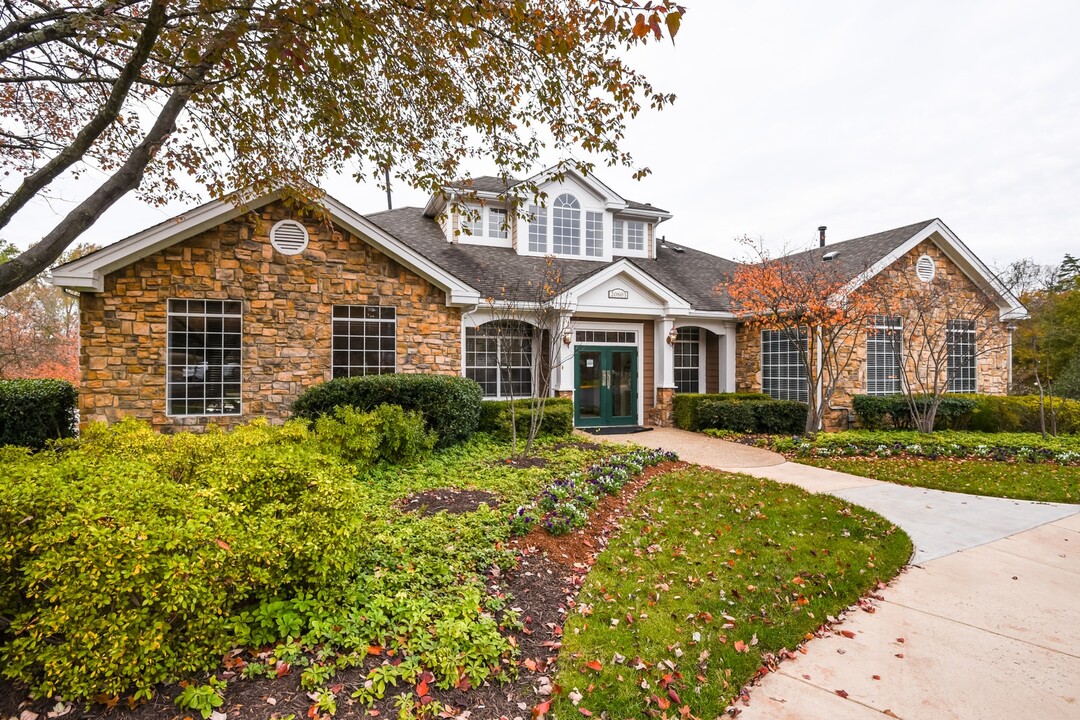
[915,254,936,282]
[270,220,309,256]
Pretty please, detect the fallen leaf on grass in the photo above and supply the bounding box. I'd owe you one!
[734,640,749,653]
[585,659,603,672]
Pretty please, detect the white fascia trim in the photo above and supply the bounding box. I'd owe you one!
[320,194,481,306]
[523,163,626,207]
[50,188,283,292]
[616,207,674,222]
[840,219,1029,321]
[562,258,692,314]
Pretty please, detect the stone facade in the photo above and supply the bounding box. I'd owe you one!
[79,202,462,431]
[734,240,1012,430]
[650,387,675,427]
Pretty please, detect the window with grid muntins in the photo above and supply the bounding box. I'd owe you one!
[585,211,603,257]
[575,330,636,344]
[466,321,533,398]
[488,207,508,239]
[761,328,808,402]
[528,205,546,253]
[947,319,977,393]
[460,204,483,236]
[867,315,903,395]
[612,221,623,250]
[674,327,701,394]
[167,299,242,416]
[331,305,396,378]
[552,194,581,255]
[626,221,645,251]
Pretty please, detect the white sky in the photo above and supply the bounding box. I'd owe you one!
[7,0,1079,268]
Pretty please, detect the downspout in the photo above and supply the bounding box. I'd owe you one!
[815,326,824,431]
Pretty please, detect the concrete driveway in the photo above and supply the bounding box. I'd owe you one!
[618,427,1080,720]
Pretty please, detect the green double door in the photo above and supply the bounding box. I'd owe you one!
[574,346,638,426]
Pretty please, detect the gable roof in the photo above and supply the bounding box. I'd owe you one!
[780,219,938,281]
[50,190,483,305]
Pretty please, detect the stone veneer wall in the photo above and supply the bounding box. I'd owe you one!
[79,201,462,430]
[734,239,1012,430]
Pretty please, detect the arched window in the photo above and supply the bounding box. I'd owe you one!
[465,321,534,398]
[552,193,581,255]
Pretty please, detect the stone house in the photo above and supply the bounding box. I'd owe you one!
[52,166,1027,431]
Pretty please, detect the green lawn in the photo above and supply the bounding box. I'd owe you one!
[551,467,911,717]
[802,456,1080,504]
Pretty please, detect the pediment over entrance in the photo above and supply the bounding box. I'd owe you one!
[567,260,690,316]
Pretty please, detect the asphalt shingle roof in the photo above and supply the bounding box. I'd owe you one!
[447,175,667,213]
[780,219,938,281]
[366,207,740,311]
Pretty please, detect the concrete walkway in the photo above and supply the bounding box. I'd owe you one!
[614,427,1080,720]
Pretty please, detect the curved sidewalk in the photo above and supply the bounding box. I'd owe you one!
[618,427,1080,720]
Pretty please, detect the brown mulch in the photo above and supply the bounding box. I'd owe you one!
[400,488,500,516]
[0,463,687,720]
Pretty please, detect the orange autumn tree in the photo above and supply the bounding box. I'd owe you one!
[725,239,875,433]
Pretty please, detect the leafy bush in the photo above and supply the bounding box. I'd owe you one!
[672,392,773,431]
[773,429,1080,464]
[314,404,435,466]
[851,394,979,430]
[292,374,483,447]
[0,379,77,448]
[693,398,807,434]
[0,420,378,701]
[477,398,574,439]
[965,394,1080,434]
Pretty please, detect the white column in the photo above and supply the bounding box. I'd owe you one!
[656,317,675,389]
[722,323,737,392]
[554,314,575,393]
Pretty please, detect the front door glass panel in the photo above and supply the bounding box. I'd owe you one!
[578,351,601,419]
[610,350,634,419]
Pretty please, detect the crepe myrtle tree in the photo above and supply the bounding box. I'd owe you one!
[726,237,876,434]
[480,255,574,459]
[868,254,1016,434]
[0,0,686,296]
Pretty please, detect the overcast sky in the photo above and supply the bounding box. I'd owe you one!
[8,0,1079,268]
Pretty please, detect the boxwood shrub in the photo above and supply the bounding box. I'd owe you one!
[672,392,772,431]
[852,394,1079,434]
[695,398,807,434]
[0,379,77,448]
[478,398,574,439]
[292,374,483,447]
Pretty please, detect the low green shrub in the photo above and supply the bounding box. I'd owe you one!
[0,379,77,448]
[314,404,435,466]
[672,392,773,431]
[851,394,979,430]
[773,429,1080,464]
[292,374,483,447]
[477,398,574,439]
[694,398,807,434]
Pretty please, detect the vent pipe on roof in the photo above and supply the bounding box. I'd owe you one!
[818,225,827,247]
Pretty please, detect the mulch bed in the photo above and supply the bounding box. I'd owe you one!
[400,488,500,516]
[0,462,686,720]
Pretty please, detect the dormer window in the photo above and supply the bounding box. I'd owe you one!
[488,207,508,239]
[612,220,646,253]
[460,204,484,236]
[552,193,582,255]
[528,205,547,252]
[585,211,603,257]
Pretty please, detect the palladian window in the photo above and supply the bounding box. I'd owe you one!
[552,193,582,255]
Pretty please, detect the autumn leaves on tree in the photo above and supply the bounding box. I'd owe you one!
[0,0,686,296]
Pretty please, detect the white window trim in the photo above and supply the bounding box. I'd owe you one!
[166,298,244,417]
[760,328,809,403]
[866,315,903,396]
[611,218,650,259]
[464,321,539,400]
[673,326,704,394]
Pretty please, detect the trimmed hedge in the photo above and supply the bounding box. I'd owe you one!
[292,374,483,447]
[774,429,1080,464]
[672,392,772,431]
[0,379,77,449]
[696,399,808,435]
[478,398,574,439]
[852,394,979,431]
[852,394,1080,434]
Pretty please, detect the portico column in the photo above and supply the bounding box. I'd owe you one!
[653,317,676,426]
[554,312,575,395]
[722,322,737,392]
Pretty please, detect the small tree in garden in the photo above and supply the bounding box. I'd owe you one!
[726,239,875,434]
[481,256,573,459]
[868,255,1014,433]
